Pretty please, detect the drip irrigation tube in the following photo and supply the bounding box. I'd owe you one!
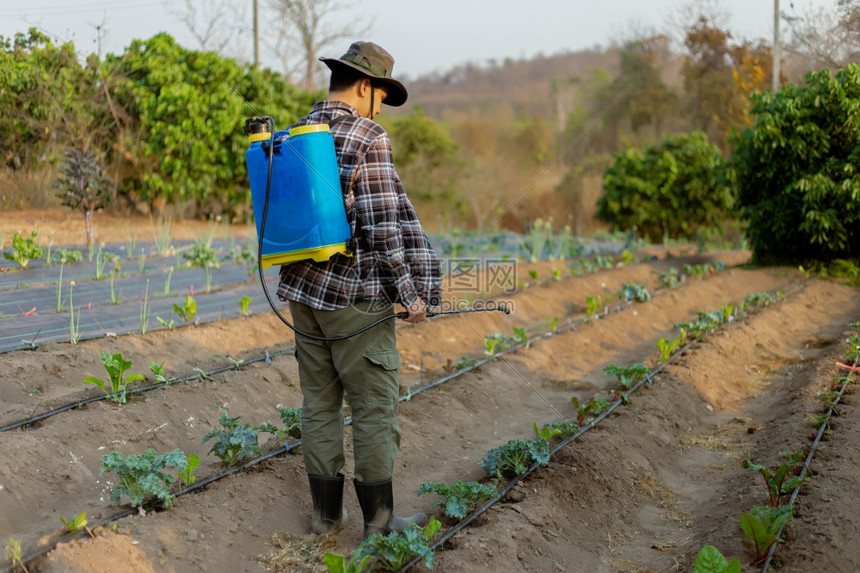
[1,265,756,572]
[760,351,860,573]
[397,283,804,572]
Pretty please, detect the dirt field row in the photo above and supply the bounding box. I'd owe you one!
[3,250,858,572]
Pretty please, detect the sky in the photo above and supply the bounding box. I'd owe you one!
[0,0,841,79]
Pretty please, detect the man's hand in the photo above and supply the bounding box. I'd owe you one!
[404,298,427,324]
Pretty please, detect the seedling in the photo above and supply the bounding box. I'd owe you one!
[481,437,551,478]
[140,279,150,335]
[693,546,741,573]
[83,351,144,404]
[109,258,122,304]
[657,267,682,289]
[570,395,610,427]
[177,453,200,487]
[418,481,497,520]
[512,326,529,347]
[55,261,67,313]
[163,266,174,296]
[100,448,188,508]
[184,240,221,293]
[58,512,87,533]
[351,517,441,571]
[656,337,681,362]
[4,538,26,573]
[278,406,303,439]
[156,315,176,330]
[149,361,169,384]
[603,363,649,390]
[174,295,197,323]
[528,269,539,280]
[744,291,777,308]
[621,249,634,264]
[585,294,603,319]
[68,281,81,344]
[816,390,841,409]
[227,356,244,370]
[3,231,44,268]
[740,505,792,564]
[202,411,261,467]
[537,420,579,439]
[741,450,806,508]
[720,303,735,323]
[533,421,562,441]
[618,282,651,303]
[323,552,372,573]
[238,294,252,316]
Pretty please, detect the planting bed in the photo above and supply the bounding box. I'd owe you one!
[1,217,858,573]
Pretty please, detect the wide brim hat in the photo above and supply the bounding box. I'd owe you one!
[320,41,408,107]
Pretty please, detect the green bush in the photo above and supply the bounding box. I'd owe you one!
[731,64,860,264]
[597,132,733,242]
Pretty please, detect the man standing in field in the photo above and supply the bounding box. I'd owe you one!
[277,41,441,539]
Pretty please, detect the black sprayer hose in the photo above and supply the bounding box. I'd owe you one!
[254,117,509,341]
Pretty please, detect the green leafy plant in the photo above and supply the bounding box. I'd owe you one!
[277,406,303,439]
[4,538,25,572]
[202,411,261,466]
[658,267,682,289]
[537,420,580,439]
[3,231,44,268]
[156,315,176,330]
[238,294,252,316]
[418,481,497,520]
[585,294,603,318]
[533,421,562,441]
[174,294,197,323]
[603,363,650,390]
[656,337,681,362]
[618,282,651,302]
[352,517,441,571]
[744,291,777,308]
[51,248,83,264]
[323,552,372,573]
[481,437,551,478]
[693,546,741,573]
[68,280,81,345]
[740,505,793,564]
[177,453,200,487]
[184,239,221,293]
[100,448,188,508]
[55,260,66,312]
[163,266,175,296]
[149,361,169,384]
[741,450,806,508]
[571,395,610,428]
[512,326,529,347]
[83,351,144,404]
[58,512,88,533]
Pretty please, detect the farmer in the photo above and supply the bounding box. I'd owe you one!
[277,41,441,539]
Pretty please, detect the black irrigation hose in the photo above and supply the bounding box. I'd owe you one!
[398,283,804,572]
[0,349,292,432]
[2,263,743,571]
[760,351,860,573]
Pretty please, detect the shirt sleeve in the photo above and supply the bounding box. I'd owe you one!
[352,132,420,307]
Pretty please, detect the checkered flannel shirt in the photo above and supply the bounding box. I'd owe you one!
[276,100,442,311]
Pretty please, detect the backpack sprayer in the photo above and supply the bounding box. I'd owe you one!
[243,115,510,341]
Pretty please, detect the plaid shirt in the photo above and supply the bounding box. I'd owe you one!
[277,100,441,311]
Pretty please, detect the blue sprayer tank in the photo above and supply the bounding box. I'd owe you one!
[244,118,352,269]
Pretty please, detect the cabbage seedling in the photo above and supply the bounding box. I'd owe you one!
[352,517,441,571]
[418,481,497,520]
[83,351,144,404]
[202,411,261,466]
[481,437,550,479]
[100,448,188,508]
[603,363,649,390]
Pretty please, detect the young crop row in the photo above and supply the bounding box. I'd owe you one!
[692,326,860,573]
[1,257,736,571]
[320,289,795,572]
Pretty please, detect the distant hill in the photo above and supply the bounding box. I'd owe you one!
[396,48,621,121]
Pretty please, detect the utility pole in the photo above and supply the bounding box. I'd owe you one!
[773,0,780,91]
[253,0,260,70]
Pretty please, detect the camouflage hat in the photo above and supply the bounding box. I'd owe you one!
[320,41,408,106]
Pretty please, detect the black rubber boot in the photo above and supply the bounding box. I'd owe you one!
[308,473,348,534]
[354,478,426,539]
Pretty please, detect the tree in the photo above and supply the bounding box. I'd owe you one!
[266,0,369,90]
[597,132,733,242]
[785,0,860,70]
[731,64,860,264]
[387,107,464,204]
[162,0,247,59]
[55,149,112,249]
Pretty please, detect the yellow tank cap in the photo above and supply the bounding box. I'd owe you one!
[289,124,331,137]
[248,132,271,143]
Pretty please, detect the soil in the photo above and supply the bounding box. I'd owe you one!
[1,209,859,573]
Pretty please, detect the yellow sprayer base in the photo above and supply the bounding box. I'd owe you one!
[261,243,351,269]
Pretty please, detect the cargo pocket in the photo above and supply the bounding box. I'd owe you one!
[361,350,401,407]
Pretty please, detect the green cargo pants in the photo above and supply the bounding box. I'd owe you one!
[289,300,402,482]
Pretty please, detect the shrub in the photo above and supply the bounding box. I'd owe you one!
[597,132,733,242]
[731,64,860,263]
